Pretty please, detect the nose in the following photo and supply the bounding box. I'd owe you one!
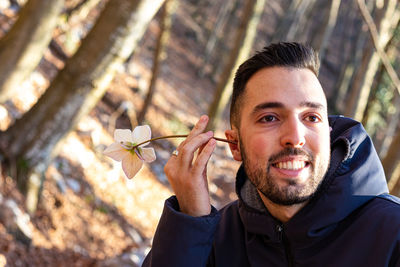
[280,117,306,148]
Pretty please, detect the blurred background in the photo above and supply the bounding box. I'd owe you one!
[0,0,399,265]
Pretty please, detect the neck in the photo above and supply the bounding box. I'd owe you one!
[257,190,307,223]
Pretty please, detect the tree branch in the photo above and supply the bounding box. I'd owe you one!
[356,0,400,96]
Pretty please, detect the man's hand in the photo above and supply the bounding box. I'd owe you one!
[164,115,216,217]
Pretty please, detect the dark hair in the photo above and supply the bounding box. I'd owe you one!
[230,42,320,128]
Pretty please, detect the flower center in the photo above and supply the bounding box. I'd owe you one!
[120,141,134,150]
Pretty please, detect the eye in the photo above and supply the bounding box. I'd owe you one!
[259,115,278,123]
[305,114,321,123]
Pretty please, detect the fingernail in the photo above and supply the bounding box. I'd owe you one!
[200,115,208,122]
[206,131,213,137]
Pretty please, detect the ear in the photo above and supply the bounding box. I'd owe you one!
[225,129,242,161]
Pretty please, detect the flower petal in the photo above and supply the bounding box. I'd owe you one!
[103,142,129,161]
[114,129,133,143]
[132,125,151,146]
[121,153,143,179]
[140,147,156,163]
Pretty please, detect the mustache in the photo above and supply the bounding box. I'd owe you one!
[268,147,313,164]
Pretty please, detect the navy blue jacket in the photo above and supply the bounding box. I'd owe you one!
[143,116,400,266]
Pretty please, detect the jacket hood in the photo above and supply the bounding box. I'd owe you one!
[235,115,389,245]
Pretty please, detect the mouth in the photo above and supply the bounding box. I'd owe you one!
[271,159,310,171]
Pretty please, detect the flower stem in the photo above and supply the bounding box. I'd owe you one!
[132,134,236,149]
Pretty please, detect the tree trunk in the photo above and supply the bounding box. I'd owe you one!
[200,0,236,77]
[311,0,342,61]
[207,0,266,131]
[272,0,302,42]
[272,0,317,42]
[379,94,400,158]
[209,0,241,81]
[292,0,319,42]
[390,172,400,197]
[272,0,301,41]
[0,0,165,212]
[0,0,64,103]
[345,0,400,121]
[375,31,400,156]
[332,7,364,114]
[362,32,398,128]
[63,0,103,55]
[137,0,175,125]
[384,128,400,193]
[65,0,91,17]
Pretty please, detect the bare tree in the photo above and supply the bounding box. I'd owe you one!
[0,0,64,103]
[391,175,400,197]
[345,0,400,121]
[362,32,399,144]
[0,0,165,213]
[310,0,342,61]
[137,0,176,125]
[62,0,103,55]
[200,0,236,77]
[384,127,400,195]
[64,0,91,17]
[272,0,317,42]
[379,95,400,158]
[332,5,364,114]
[207,0,266,131]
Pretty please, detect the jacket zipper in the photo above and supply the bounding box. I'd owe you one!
[277,224,294,267]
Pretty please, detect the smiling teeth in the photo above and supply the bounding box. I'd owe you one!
[276,161,305,170]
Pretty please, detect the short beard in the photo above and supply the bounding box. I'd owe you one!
[241,143,329,206]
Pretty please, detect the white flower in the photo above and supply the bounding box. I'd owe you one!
[103,125,156,179]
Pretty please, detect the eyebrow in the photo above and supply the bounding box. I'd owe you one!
[251,101,326,116]
[299,101,326,110]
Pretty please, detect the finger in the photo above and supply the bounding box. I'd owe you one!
[164,154,180,181]
[168,150,179,161]
[192,138,216,176]
[179,115,209,149]
[179,131,213,167]
[198,142,207,155]
[197,132,212,156]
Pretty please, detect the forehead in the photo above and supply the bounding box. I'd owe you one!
[242,67,327,112]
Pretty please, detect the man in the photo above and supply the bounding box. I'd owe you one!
[143,42,400,266]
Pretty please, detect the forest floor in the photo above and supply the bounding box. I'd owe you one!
[0,1,242,266]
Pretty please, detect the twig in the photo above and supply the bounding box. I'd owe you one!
[132,135,236,149]
[356,0,400,96]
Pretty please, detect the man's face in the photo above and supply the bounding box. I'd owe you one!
[231,67,331,206]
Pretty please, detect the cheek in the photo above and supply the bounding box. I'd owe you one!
[307,130,330,156]
[244,134,274,160]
